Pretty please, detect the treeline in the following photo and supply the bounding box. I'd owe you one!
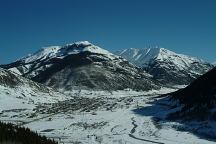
[0,121,57,144]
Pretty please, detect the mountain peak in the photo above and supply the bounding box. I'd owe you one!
[66,41,92,47]
[19,41,116,63]
[116,47,213,85]
[1,42,159,91]
[117,47,204,65]
[62,41,113,57]
[115,47,163,67]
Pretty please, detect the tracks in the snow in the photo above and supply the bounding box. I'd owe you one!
[129,117,164,144]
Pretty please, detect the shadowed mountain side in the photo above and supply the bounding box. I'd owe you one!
[1,41,160,91]
[168,67,216,120]
[116,48,213,86]
[132,97,216,142]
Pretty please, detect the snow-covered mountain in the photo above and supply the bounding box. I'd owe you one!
[168,67,216,120]
[1,41,159,91]
[0,68,67,117]
[115,48,213,85]
[1,62,214,143]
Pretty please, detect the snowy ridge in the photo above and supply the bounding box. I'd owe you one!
[0,68,67,114]
[116,47,205,69]
[2,41,158,91]
[157,48,205,70]
[116,48,160,67]
[116,47,213,85]
[20,41,117,63]
[1,48,216,143]
[6,41,125,78]
[23,46,61,63]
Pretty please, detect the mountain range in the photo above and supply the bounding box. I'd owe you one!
[1,41,159,91]
[115,48,214,86]
[1,41,215,143]
[1,41,214,91]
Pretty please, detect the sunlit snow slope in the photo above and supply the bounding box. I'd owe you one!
[0,68,67,116]
[116,48,213,85]
[1,41,159,91]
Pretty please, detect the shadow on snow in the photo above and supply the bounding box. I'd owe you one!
[131,96,216,143]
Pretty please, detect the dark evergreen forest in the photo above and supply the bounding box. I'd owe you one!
[0,121,57,144]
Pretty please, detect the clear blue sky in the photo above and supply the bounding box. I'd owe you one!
[0,0,215,64]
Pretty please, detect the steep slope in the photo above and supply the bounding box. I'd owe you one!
[1,41,159,91]
[0,68,66,114]
[115,48,213,85]
[167,67,216,120]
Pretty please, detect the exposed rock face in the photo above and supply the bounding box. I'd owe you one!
[116,48,213,86]
[0,68,53,93]
[0,68,67,109]
[1,41,159,91]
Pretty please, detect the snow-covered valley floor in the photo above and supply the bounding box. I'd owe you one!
[1,89,216,144]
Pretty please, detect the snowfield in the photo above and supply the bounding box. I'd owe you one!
[115,47,213,86]
[1,87,215,144]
